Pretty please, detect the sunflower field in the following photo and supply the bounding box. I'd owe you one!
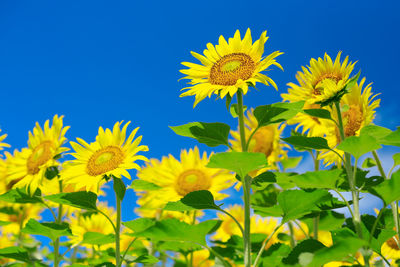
[1,29,400,267]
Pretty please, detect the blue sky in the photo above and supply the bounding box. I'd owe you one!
[1,0,400,221]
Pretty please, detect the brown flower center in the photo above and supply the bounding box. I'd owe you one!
[335,105,363,142]
[86,146,124,176]
[209,53,255,86]
[387,235,400,250]
[27,141,55,175]
[175,169,211,196]
[314,73,342,87]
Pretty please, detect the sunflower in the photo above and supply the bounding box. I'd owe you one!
[281,52,356,136]
[6,115,69,194]
[212,204,280,250]
[135,147,236,215]
[63,121,148,193]
[0,129,10,151]
[180,29,283,107]
[0,203,42,235]
[381,234,400,262]
[319,78,380,165]
[230,109,288,175]
[69,202,116,246]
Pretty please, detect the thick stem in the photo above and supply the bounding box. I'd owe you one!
[335,102,369,266]
[54,181,63,267]
[288,221,296,248]
[313,151,320,240]
[237,90,252,267]
[372,150,400,247]
[115,194,122,267]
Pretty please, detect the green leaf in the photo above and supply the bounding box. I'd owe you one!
[262,243,292,267]
[169,122,230,147]
[274,172,297,189]
[282,239,326,265]
[393,153,400,166]
[0,247,30,263]
[360,125,392,142]
[133,254,159,264]
[302,211,345,233]
[380,128,400,146]
[369,169,400,205]
[337,134,381,159]
[123,218,156,233]
[0,188,43,204]
[302,109,332,120]
[21,219,72,240]
[290,169,345,190]
[253,205,283,217]
[164,190,220,211]
[45,166,59,180]
[280,156,303,171]
[251,172,277,191]
[254,101,304,127]
[44,191,97,210]
[207,152,267,178]
[113,177,126,201]
[230,104,247,118]
[82,232,115,245]
[362,157,377,168]
[278,189,332,222]
[133,219,221,246]
[282,136,330,150]
[306,237,366,267]
[129,180,161,190]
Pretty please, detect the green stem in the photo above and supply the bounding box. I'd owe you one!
[120,237,138,267]
[313,151,320,240]
[54,180,63,267]
[115,193,122,267]
[288,221,296,248]
[333,189,355,219]
[205,245,230,267]
[253,223,284,267]
[218,208,245,237]
[372,150,400,247]
[335,102,369,266]
[237,90,252,267]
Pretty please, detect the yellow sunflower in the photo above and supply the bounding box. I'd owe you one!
[0,129,10,151]
[212,204,280,250]
[180,29,283,107]
[230,109,288,175]
[319,77,380,165]
[281,52,356,136]
[135,147,236,215]
[0,203,42,235]
[6,115,69,194]
[69,202,116,246]
[381,234,400,262]
[63,121,148,193]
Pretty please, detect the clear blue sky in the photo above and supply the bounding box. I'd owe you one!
[1,0,400,221]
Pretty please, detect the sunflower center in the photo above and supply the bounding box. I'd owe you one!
[86,146,124,176]
[175,169,211,196]
[314,73,342,87]
[209,53,255,86]
[387,236,400,250]
[252,126,275,158]
[27,141,55,175]
[222,219,240,236]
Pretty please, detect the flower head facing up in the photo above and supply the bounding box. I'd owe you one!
[63,121,148,193]
[180,29,283,107]
[6,115,69,194]
[135,147,236,217]
[281,52,356,135]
